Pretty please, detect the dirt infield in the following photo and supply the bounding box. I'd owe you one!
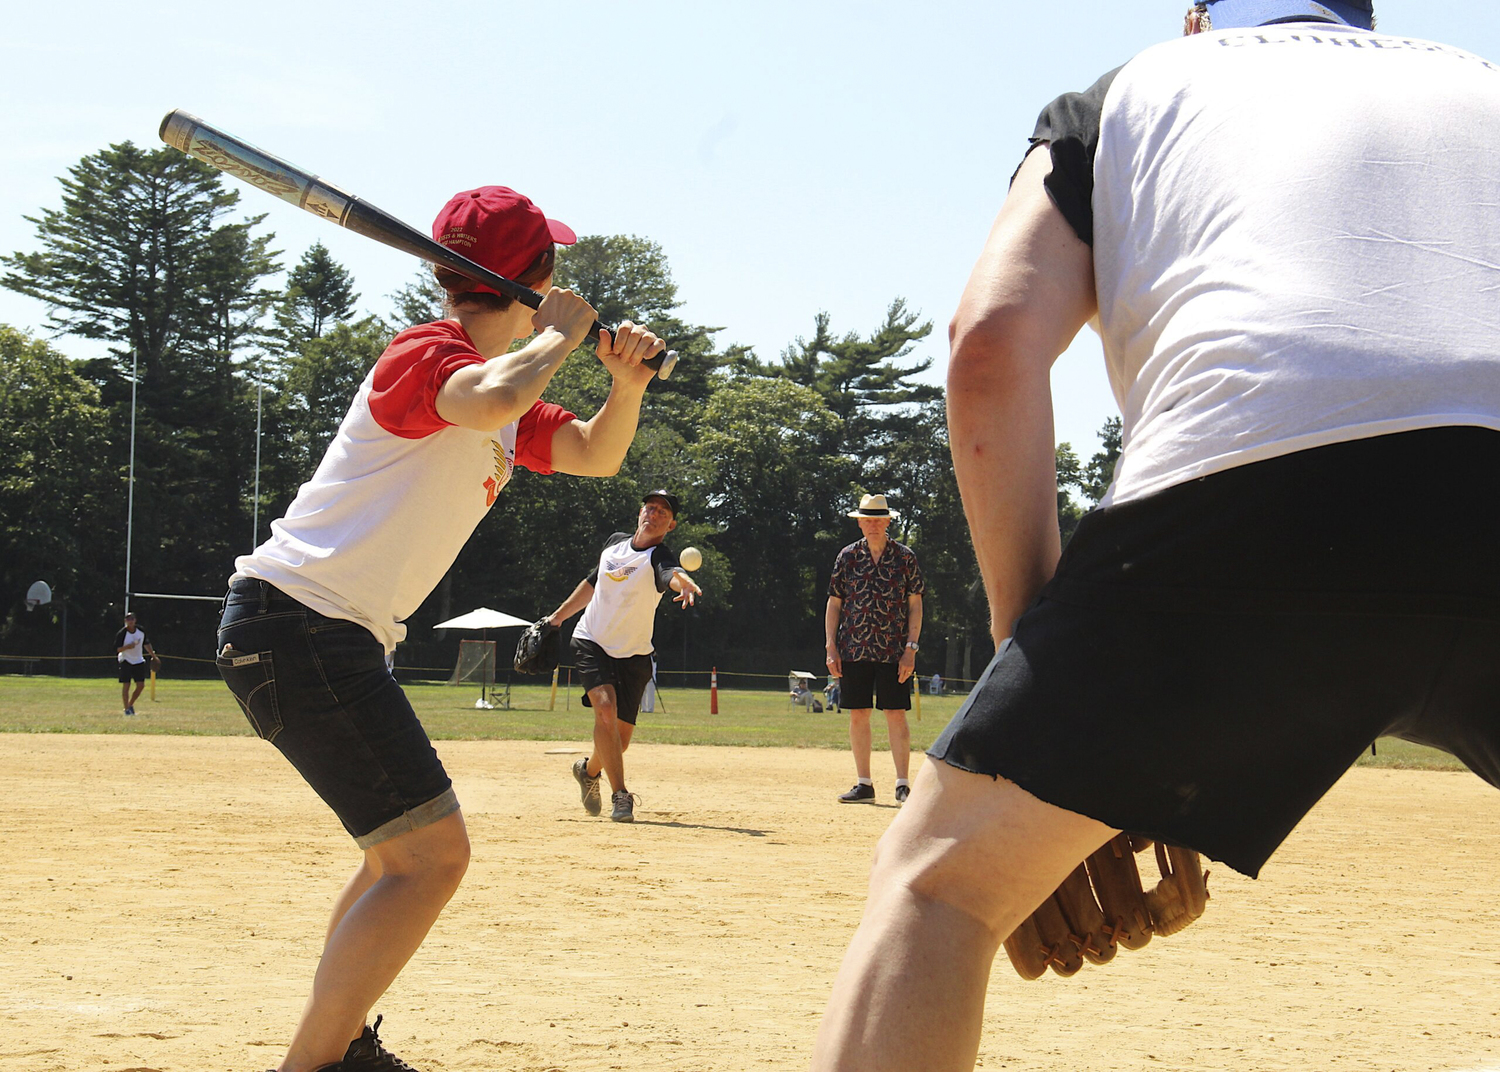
[2,736,1498,1072]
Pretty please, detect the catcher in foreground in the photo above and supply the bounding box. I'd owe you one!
[811,0,1500,1069]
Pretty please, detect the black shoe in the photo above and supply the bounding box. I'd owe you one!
[341,1015,422,1071]
[894,784,910,804]
[838,782,875,803]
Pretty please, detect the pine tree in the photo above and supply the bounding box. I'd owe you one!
[2,141,279,611]
[274,241,359,346]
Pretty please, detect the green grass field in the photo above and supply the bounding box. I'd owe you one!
[0,674,965,750]
[0,673,1466,770]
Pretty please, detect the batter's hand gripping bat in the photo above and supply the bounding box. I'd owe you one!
[159,109,677,379]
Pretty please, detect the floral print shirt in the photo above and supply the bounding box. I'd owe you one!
[828,538,924,663]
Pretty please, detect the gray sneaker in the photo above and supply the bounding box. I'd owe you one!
[573,757,601,816]
[610,789,637,823]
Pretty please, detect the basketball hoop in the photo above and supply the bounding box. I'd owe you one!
[26,580,52,613]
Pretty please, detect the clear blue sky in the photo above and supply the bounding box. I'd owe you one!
[4,1,1497,458]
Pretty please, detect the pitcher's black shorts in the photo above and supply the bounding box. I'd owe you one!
[929,428,1500,879]
[118,661,147,684]
[839,659,912,711]
[572,637,654,725]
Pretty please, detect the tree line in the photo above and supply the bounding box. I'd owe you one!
[0,140,1120,686]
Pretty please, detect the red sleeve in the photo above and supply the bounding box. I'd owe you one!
[514,401,578,474]
[367,321,484,439]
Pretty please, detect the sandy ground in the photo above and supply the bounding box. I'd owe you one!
[1,735,1498,1072]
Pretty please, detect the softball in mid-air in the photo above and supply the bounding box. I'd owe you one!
[678,546,703,571]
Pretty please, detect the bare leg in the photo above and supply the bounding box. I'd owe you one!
[323,854,381,946]
[129,681,147,708]
[121,682,129,709]
[278,810,471,1072]
[587,685,627,792]
[810,761,1115,1072]
[883,710,911,780]
[848,709,874,780]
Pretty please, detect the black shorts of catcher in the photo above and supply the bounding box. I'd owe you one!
[839,659,912,711]
[572,637,654,725]
[929,427,1500,880]
[118,661,148,684]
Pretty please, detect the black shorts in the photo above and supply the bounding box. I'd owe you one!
[572,637,654,725]
[839,659,912,711]
[118,661,147,684]
[929,428,1500,880]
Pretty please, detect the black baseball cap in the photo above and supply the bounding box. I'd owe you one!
[642,489,681,516]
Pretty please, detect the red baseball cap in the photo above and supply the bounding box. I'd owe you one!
[431,186,577,296]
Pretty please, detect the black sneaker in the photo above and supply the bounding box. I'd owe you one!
[573,757,602,816]
[610,789,638,822]
[838,782,875,803]
[894,784,910,804]
[340,1015,422,1071]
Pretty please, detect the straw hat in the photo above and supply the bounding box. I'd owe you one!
[847,493,898,520]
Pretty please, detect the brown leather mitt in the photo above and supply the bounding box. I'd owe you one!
[1003,833,1209,979]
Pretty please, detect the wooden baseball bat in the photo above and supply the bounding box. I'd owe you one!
[159,109,677,378]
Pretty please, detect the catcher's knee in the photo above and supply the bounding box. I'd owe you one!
[865,767,1102,935]
[869,830,1041,939]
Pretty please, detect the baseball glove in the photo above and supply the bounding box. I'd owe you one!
[150,654,162,672]
[1003,833,1209,980]
[513,618,559,675]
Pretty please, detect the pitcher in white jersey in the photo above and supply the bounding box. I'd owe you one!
[215,185,665,1072]
[544,490,702,822]
[813,2,1500,1069]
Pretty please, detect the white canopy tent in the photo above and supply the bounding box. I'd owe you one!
[432,608,531,631]
[433,607,531,709]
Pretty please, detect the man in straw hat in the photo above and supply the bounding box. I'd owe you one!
[824,493,925,805]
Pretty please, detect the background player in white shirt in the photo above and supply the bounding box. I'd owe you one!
[544,491,702,822]
[114,611,155,716]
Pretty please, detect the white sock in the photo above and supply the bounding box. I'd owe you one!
[856,777,873,787]
[895,778,911,789]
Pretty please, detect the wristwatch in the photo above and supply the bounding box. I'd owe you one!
[905,641,919,651]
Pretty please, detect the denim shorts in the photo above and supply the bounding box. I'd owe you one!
[216,578,458,848]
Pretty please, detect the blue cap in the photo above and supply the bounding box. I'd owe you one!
[1204,0,1373,30]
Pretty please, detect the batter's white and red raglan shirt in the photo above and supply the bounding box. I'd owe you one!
[233,320,575,653]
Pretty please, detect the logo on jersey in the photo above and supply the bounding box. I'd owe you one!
[604,565,640,582]
[483,439,514,507]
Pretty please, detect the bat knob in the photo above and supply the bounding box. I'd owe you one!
[655,350,679,380]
